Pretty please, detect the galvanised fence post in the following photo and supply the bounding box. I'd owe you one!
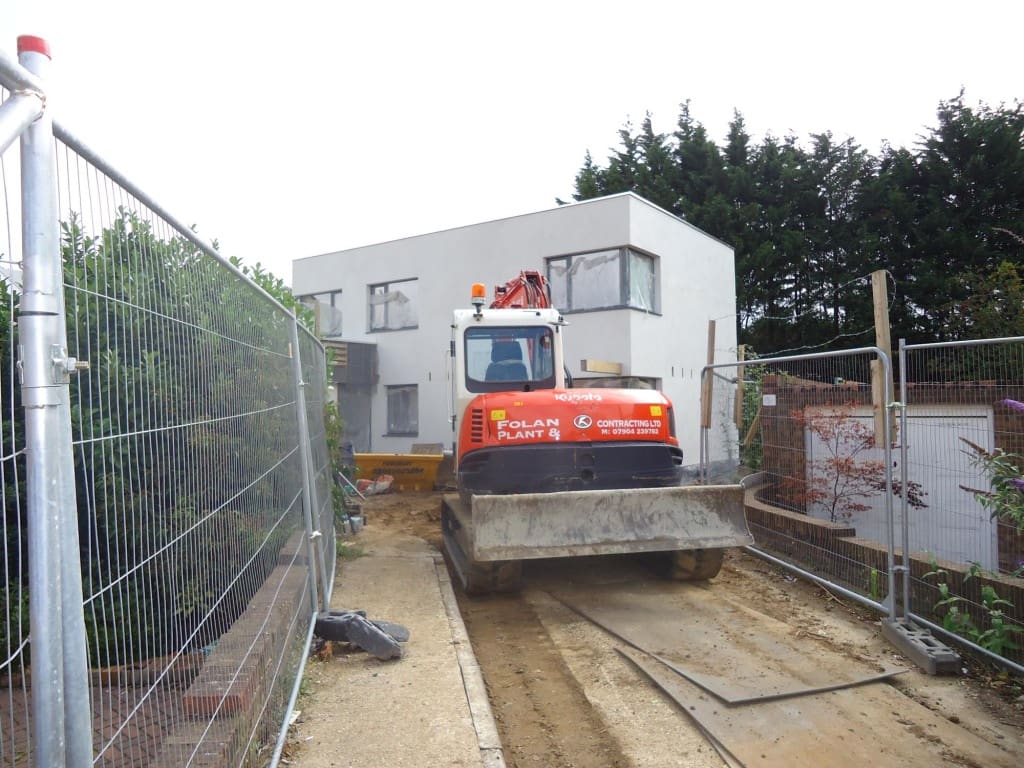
[291,313,323,613]
[17,36,92,768]
[898,338,911,619]
[877,348,898,620]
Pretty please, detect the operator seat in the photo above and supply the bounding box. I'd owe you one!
[485,341,528,381]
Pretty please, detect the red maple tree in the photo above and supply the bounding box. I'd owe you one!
[782,403,926,523]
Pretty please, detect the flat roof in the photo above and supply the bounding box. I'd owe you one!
[295,192,726,262]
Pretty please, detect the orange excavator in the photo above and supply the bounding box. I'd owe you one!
[441,271,752,592]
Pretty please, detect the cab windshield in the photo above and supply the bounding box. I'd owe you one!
[465,326,555,393]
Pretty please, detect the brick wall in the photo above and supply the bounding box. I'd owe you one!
[153,531,312,767]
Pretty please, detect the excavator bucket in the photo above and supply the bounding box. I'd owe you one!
[441,483,753,592]
[469,484,751,561]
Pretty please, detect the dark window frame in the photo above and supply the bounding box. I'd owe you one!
[385,383,419,436]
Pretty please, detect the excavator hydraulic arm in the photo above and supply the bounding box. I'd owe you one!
[489,270,552,309]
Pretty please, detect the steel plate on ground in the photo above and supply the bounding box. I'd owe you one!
[553,580,905,703]
[619,646,1017,768]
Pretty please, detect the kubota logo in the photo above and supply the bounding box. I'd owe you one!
[573,414,593,429]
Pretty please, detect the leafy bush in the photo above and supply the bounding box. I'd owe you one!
[925,560,1022,658]
[960,411,1024,533]
[2,211,330,668]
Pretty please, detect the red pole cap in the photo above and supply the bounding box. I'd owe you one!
[17,36,52,59]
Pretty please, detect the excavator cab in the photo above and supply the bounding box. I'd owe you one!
[448,300,567,441]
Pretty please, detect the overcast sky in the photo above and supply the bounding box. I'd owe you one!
[3,1,1022,287]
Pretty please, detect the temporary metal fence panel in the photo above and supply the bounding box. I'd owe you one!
[0,39,336,766]
[701,348,899,615]
[899,337,1024,667]
[703,339,1024,672]
[698,363,743,483]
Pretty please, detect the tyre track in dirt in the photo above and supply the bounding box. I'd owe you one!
[456,590,632,768]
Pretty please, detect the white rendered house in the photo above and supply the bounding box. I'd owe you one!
[292,192,739,473]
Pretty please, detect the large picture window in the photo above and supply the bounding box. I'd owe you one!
[547,249,657,313]
[386,384,418,435]
[369,278,418,331]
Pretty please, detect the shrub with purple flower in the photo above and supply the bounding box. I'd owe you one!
[959,398,1024,533]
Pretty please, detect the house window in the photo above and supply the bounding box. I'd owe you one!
[300,290,343,339]
[628,250,656,311]
[547,249,658,313]
[369,279,418,331]
[386,384,418,435]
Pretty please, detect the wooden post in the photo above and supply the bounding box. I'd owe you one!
[734,344,746,431]
[743,404,762,448]
[871,270,895,446]
[700,320,716,429]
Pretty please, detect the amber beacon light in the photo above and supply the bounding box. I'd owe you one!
[471,282,486,313]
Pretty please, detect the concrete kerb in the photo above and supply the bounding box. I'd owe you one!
[433,555,507,768]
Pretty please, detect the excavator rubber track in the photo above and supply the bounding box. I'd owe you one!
[441,495,523,594]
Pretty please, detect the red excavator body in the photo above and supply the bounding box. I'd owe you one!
[440,271,751,592]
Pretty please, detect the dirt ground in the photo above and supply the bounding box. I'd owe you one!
[286,490,1024,768]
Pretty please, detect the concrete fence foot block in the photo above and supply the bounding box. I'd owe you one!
[882,618,960,675]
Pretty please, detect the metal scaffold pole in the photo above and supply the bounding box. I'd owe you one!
[17,35,93,768]
[291,316,323,613]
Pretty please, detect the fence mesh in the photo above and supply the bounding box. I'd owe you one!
[57,140,319,766]
[700,365,742,481]
[1,75,335,763]
[727,350,899,609]
[901,339,1024,664]
[716,343,1024,668]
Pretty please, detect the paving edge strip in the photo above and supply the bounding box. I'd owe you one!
[434,555,507,768]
